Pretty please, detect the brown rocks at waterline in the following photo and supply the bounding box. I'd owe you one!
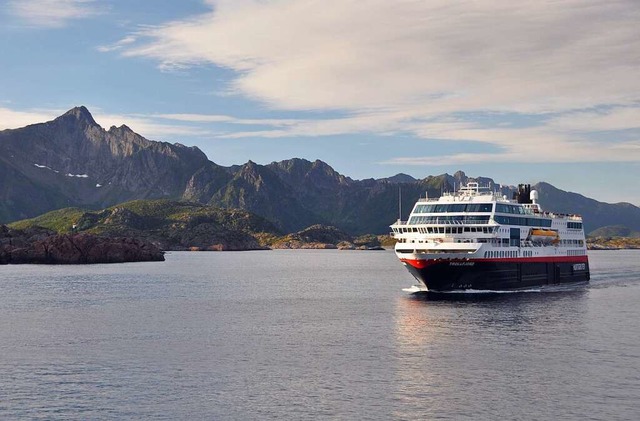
[0,226,164,264]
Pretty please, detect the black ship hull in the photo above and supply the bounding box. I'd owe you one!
[400,256,590,292]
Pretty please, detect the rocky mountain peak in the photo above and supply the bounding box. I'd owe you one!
[58,106,98,127]
[108,124,133,133]
[453,170,467,181]
[237,160,264,184]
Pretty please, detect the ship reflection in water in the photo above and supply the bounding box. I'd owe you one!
[392,288,590,419]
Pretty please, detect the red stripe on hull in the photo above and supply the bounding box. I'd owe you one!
[400,255,588,269]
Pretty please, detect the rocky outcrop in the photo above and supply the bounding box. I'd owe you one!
[0,225,164,264]
[269,224,347,249]
[267,224,385,250]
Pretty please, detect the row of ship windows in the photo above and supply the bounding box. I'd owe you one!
[493,216,552,227]
[396,238,513,245]
[559,239,585,246]
[394,226,496,234]
[568,250,586,256]
[406,215,553,228]
[484,250,521,258]
[413,203,493,213]
[567,222,583,229]
[408,215,490,225]
[495,203,529,215]
[412,203,529,215]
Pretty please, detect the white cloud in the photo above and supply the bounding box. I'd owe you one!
[107,0,640,165]
[0,108,60,129]
[97,36,137,53]
[154,113,299,127]
[9,0,101,28]
[88,112,211,141]
[547,107,640,132]
[121,0,640,114]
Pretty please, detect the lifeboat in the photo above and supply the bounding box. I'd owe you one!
[529,229,559,244]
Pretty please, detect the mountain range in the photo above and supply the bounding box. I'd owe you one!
[2,106,639,235]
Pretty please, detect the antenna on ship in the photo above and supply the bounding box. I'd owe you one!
[398,186,402,222]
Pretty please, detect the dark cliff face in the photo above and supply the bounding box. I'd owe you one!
[209,160,323,232]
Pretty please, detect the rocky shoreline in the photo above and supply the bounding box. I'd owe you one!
[0,225,164,265]
[586,237,640,250]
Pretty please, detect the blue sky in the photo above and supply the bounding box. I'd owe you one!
[1,0,640,205]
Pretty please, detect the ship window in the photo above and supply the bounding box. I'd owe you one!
[496,203,509,213]
[495,204,524,214]
[466,203,494,213]
[510,228,520,247]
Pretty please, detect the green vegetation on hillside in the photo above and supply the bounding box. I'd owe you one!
[9,200,280,251]
[8,200,395,251]
[9,208,88,233]
[588,225,640,238]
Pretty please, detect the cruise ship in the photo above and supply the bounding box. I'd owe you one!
[390,182,590,292]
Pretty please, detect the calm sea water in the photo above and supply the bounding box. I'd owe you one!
[1,250,639,420]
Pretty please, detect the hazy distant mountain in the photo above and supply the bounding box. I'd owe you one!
[378,173,417,184]
[2,106,640,235]
[588,225,640,238]
[533,182,640,233]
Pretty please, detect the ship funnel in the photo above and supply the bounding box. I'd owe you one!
[515,184,533,204]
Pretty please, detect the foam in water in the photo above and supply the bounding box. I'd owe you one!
[403,285,542,294]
